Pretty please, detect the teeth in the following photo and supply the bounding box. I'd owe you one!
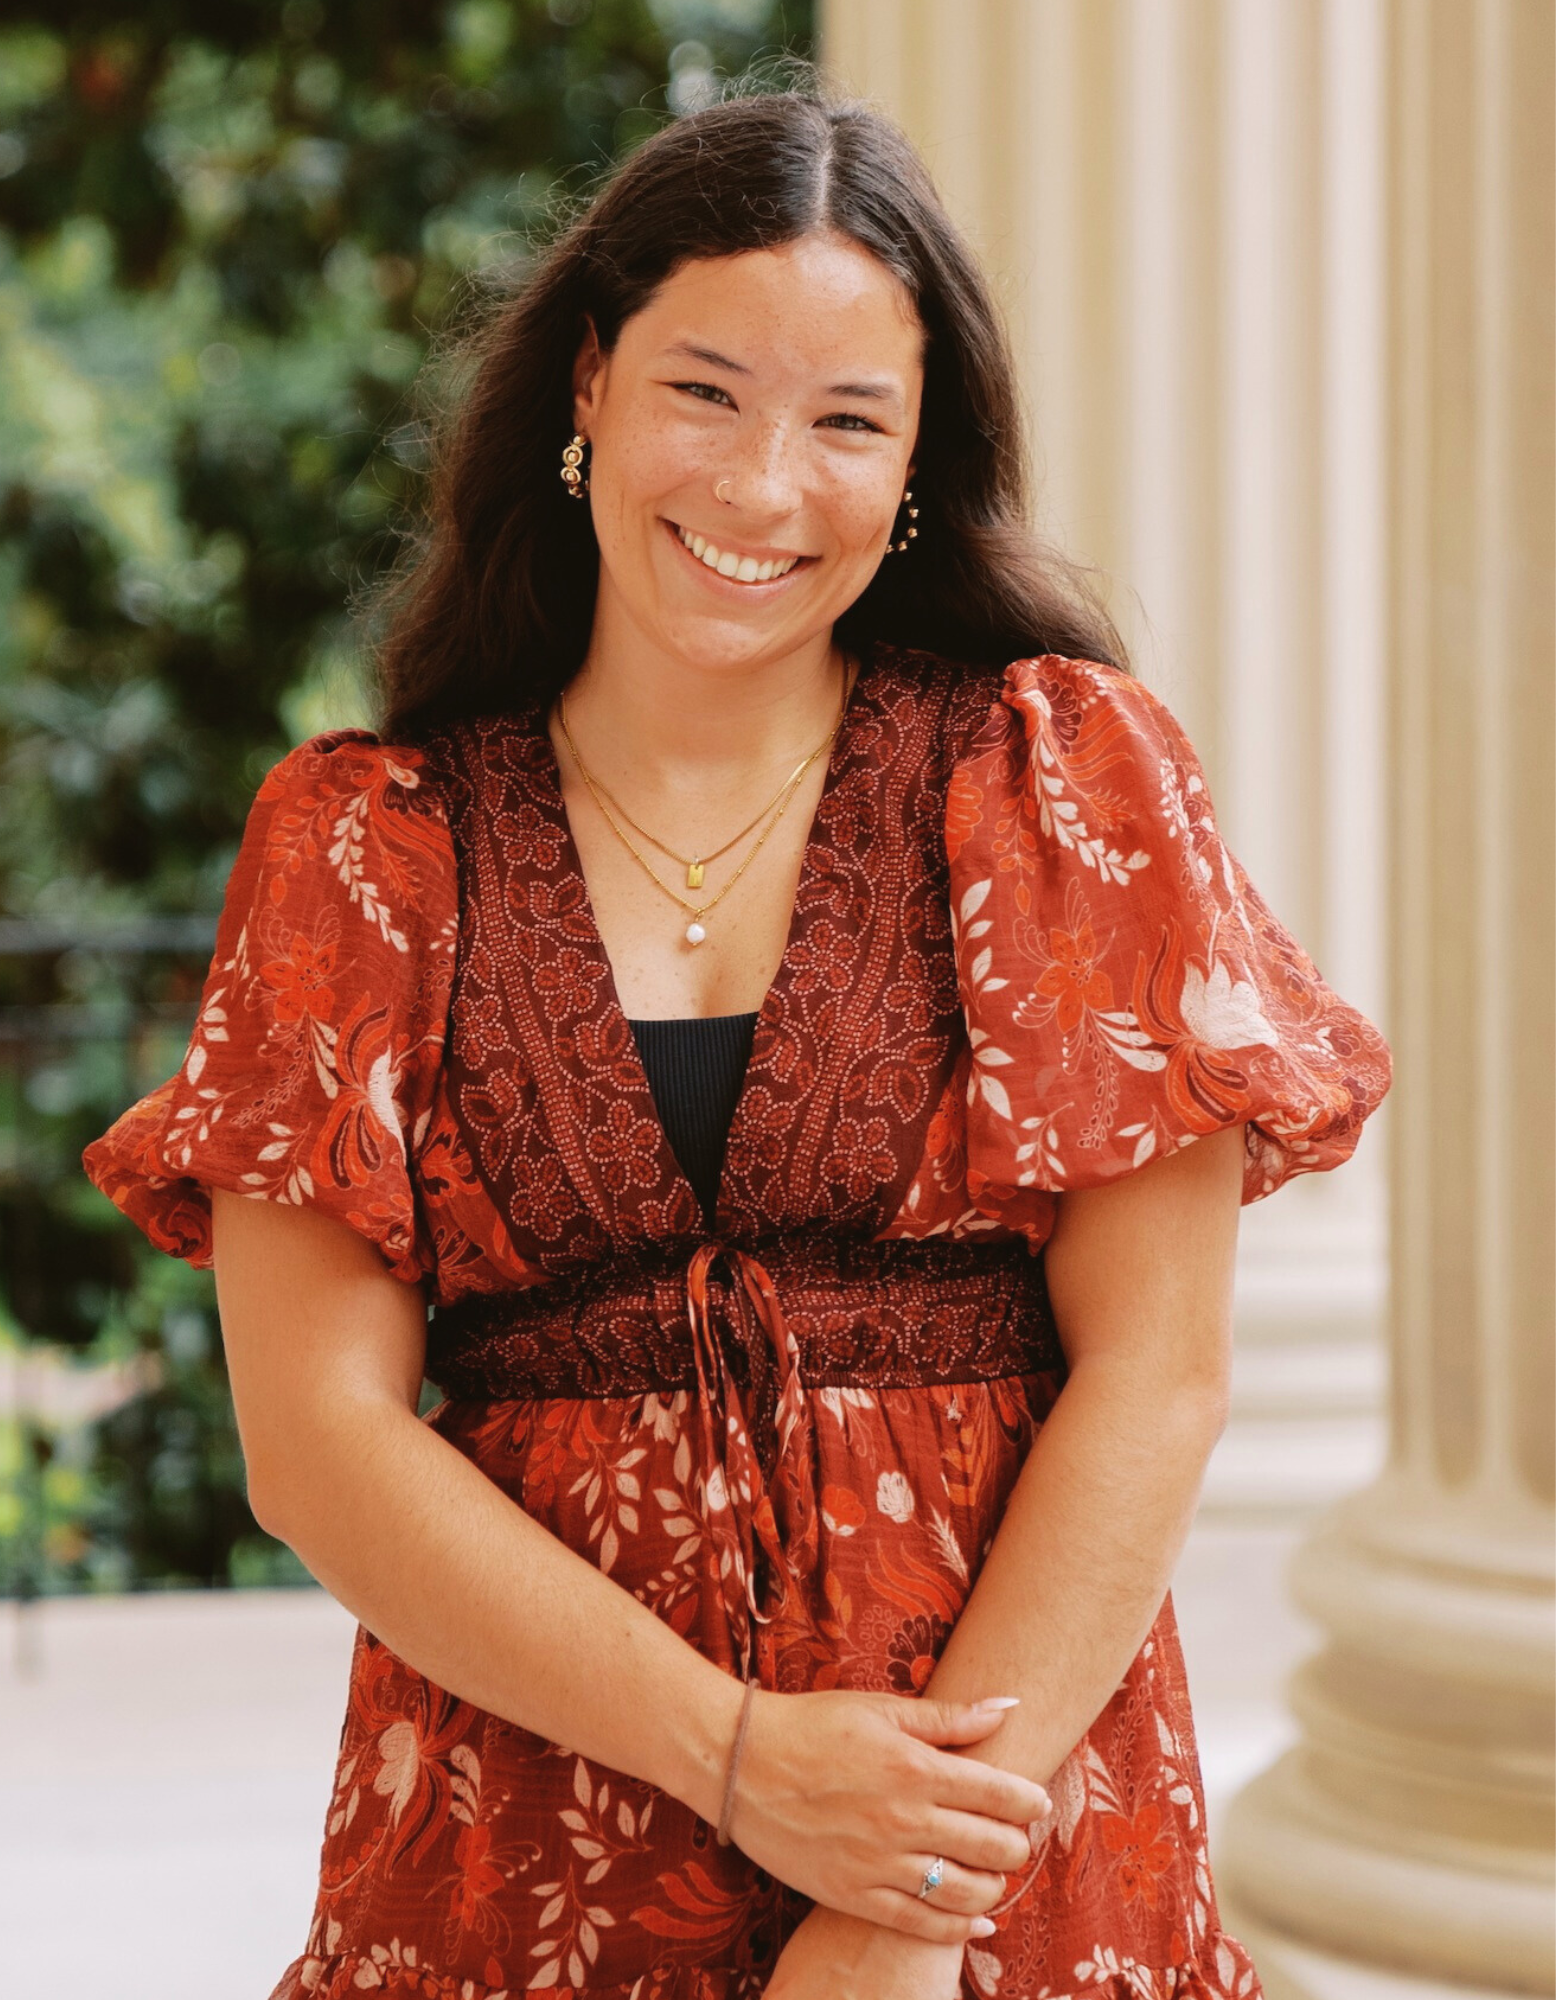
[676,524,799,582]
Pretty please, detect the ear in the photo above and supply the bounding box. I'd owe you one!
[571,314,605,436]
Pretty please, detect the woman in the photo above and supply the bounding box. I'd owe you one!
[84,82,1391,2000]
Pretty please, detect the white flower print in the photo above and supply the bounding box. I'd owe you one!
[875,1470,915,1523]
[1179,959,1278,1050]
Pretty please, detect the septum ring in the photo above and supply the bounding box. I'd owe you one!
[715,477,734,504]
[917,1855,945,1901]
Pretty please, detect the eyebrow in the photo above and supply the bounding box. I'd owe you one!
[661,341,905,408]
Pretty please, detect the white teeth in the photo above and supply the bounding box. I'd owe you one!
[676,523,800,582]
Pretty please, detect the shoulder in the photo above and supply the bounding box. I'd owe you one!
[234,728,457,950]
[256,728,447,816]
[961,652,1201,786]
[864,642,1011,772]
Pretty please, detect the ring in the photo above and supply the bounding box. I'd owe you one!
[917,1855,945,1901]
[715,477,733,504]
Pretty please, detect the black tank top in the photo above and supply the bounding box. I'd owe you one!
[625,1012,759,1225]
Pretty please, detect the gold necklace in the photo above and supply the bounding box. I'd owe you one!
[555,658,855,948]
[560,672,847,890]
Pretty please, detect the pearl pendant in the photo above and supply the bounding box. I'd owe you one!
[685,921,706,946]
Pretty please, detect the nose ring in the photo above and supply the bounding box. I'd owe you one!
[715,477,734,505]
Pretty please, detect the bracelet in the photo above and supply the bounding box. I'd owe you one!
[715,1677,759,1847]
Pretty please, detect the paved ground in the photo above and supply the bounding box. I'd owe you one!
[0,1523,1318,1998]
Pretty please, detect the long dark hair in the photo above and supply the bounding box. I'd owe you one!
[372,70,1125,741]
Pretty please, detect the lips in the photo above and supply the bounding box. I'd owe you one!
[665,518,815,589]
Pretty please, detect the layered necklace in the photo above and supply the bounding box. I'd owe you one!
[555,656,857,948]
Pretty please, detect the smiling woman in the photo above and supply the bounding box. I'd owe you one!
[81,71,1391,2000]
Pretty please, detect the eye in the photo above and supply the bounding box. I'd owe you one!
[672,381,883,434]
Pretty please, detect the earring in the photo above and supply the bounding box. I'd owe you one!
[561,431,590,498]
[884,484,920,554]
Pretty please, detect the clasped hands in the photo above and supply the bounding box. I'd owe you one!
[719,1688,1049,1999]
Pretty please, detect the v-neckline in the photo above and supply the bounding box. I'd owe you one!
[528,646,875,1235]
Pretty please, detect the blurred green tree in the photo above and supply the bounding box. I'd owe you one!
[0,0,813,1594]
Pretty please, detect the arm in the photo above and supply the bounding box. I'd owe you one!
[210,1187,1046,1944]
[766,1122,1243,1997]
[923,1118,1242,1775]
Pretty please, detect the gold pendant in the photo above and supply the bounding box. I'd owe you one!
[686,860,705,890]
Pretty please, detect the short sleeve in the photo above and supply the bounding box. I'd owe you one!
[947,655,1392,1211]
[82,730,458,1283]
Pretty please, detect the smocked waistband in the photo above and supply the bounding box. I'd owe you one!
[425,1231,1061,1403]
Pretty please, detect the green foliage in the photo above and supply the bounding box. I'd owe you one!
[0,0,813,1593]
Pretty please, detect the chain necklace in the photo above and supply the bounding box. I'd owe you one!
[554,657,856,947]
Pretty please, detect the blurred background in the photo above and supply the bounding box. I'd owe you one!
[0,3,1549,1998]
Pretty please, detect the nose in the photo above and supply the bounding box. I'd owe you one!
[715,416,805,520]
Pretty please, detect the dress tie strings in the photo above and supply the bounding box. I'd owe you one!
[684,1242,818,1681]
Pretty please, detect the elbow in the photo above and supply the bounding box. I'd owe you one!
[246,1469,297,1547]
[1179,1368,1234,1448]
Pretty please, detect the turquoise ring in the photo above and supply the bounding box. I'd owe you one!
[917,1855,945,1901]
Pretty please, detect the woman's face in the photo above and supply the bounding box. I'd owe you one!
[571,229,924,675]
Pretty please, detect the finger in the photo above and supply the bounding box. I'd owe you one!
[898,1854,1007,1918]
[926,1805,1034,1875]
[929,1750,1050,1827]
[860,1886,1001,1947]
[890,1696,1021,1747]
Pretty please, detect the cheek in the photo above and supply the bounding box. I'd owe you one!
[603,414,711,511]
[824,467,902,552]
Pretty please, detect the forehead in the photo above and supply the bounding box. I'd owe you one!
[625,233,925,387]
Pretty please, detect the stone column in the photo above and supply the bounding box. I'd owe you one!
[1220,0,1556,1989]
[818,0,1391,1519]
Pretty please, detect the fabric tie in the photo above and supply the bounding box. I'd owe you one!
[684,1241,818,1682]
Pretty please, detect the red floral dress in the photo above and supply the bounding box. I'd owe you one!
[84,644,1391,2000]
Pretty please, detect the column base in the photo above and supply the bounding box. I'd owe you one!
[1218,1888,1540,2000]
[1221,1750,1556,1994]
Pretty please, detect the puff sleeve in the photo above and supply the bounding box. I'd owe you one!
[947,655,1391,1212]
[82,730,458,1283]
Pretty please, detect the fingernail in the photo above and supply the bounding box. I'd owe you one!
[971,1917,998,1938]
[976,1696,1021,1710]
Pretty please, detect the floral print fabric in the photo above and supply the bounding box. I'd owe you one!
[82,644,1390,1998]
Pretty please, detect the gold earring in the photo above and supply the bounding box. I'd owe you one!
[561,431,590,499]
[884,484,919,554]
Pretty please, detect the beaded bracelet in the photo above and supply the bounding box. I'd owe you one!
[715,1678,759,1846]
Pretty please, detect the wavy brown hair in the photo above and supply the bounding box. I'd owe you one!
[372,69,1125,741]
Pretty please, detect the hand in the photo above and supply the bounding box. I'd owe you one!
[764,1904,968,2000]
[725,1689,1046,1945]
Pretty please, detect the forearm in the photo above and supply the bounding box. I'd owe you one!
[923,1356,1224,1786]
[257,1396,741,1824]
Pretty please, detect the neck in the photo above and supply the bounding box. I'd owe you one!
[556,600,854,789]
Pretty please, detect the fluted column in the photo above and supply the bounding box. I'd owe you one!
[819,0,1391,1518]
[1220,1,1556,1989]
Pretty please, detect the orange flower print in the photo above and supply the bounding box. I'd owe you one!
[820,1484,867,1536]
[1100,1803,1175,1907]
[1035,919,1114,1031]
[944,764,985,862]
[449,1821,506,1929]
[261,933,337,1025]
